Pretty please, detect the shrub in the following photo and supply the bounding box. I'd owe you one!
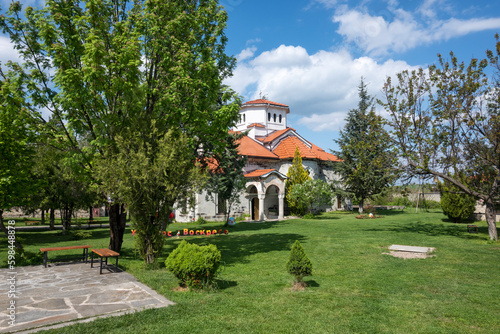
[165,240,221,289]
[286,240,312,284]
[363,204,377,214]
[438,179,476,223]
[3,248,43,267]
[68,229,92,240]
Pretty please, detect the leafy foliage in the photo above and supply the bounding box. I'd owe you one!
[95,129,205,264]
[286,240,312,284]
[288,179,332,215]
[0,0,240,255]
[165,240,222,290]
[381,36,500,240]
[332,79,397,213]
[438,176,476,224]
[286,148,311,215]
[205,131,247,226]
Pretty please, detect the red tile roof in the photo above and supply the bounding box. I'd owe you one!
[236,136,279,159]
[263,127,296,143]
[243,99,289,107]
[271,137,341,162]
[244,169,276,178]
[247,123,265,128]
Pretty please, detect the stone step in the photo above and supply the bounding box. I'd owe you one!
[389,245,435,254]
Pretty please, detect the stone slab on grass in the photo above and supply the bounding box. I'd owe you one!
[388,245,435,254]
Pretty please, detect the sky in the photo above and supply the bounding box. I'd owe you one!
[222,0,500,152]
[1,0,499,153]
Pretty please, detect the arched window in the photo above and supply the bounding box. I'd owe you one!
[273,113,276,122]
[268,113,271,121]
[243,114,246,122]
[279,114,282,123]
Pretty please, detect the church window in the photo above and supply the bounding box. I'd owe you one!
[243,113,246,122]
[273,113,276,122]
[279,114,282,123]
[268,112,271,121]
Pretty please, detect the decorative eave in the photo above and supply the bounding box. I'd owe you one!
[244,169,287,180]
[241,99,290,114]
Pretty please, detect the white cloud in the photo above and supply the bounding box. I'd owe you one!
[333,7,500,55]
[225,44,415,132]
[236,46,257,62]
[0,35,21,65]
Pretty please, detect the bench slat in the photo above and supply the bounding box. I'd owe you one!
[40,245,91,252]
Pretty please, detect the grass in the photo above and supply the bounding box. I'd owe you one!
[2,209,500,333]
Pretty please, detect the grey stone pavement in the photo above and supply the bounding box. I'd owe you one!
[0,262,174,333]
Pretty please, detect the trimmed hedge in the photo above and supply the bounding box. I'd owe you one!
[165,240,221,289]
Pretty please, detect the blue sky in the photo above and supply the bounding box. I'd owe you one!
[222,0,500,152]
[1,0,499,153]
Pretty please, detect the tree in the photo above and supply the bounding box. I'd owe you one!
[286,147,311,215]
[380,36,500,240]
[205,131,247,226]
[0,0,240,255]
[0,65,41,250]
[286,240,312,285]
[332,79,397,213]
[437,175,476,224]
[287,179,332,215]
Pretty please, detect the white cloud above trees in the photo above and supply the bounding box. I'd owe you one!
[225,45,415,131]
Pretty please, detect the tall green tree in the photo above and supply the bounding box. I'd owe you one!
[287,179,332,215]
[0,68,38,250]
[332,79,396,213]
[205,131,247,226]
[381,36,500,241]
[0,0,240,256]
[286,147,311,215]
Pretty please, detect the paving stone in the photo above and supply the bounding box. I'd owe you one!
[73,303,132,318]
[32,298,68,310]
[0,263,174,333]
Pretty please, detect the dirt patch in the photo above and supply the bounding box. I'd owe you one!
[172,285,190,292]
[289,281,307,291]
[383,251,436,259]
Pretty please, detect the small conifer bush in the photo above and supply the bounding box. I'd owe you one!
[165,240,221,289]
[286,240,312,284]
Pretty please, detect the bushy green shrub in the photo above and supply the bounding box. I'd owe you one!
[165,240,221,289]
[438,179,476,223]
[286,240,312,284]
[3,248,43,267]
[68,229,92,240]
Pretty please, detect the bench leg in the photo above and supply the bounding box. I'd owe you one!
[43,251,47,268]
[115,256,118,268]
[91,252,94,268]
[100,257,103,274]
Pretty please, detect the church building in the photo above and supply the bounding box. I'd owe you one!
[175,99,343,222]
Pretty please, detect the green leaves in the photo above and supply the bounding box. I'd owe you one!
[333,79,396,212]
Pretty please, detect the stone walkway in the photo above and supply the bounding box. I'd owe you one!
[0,263,174,333]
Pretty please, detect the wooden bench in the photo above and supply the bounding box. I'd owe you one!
[40,245,91,268]
[467,225,478,233]
[91,248,120,274]
[26,221,41,226]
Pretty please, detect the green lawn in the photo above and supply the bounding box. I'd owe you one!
[2,209,500,333]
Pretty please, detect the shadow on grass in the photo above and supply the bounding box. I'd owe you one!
[215,279,238,290]
[364,221,488,241]
[305,279,320,288]
[163,232,306,267]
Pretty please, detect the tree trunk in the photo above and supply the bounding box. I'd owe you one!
[49,208,55,230]
[0,210,24,251]
[109,203,126,252]
[41,209,45,225]
[485,199,498,241]
[89,206,93,222]
[358,198,364,214]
